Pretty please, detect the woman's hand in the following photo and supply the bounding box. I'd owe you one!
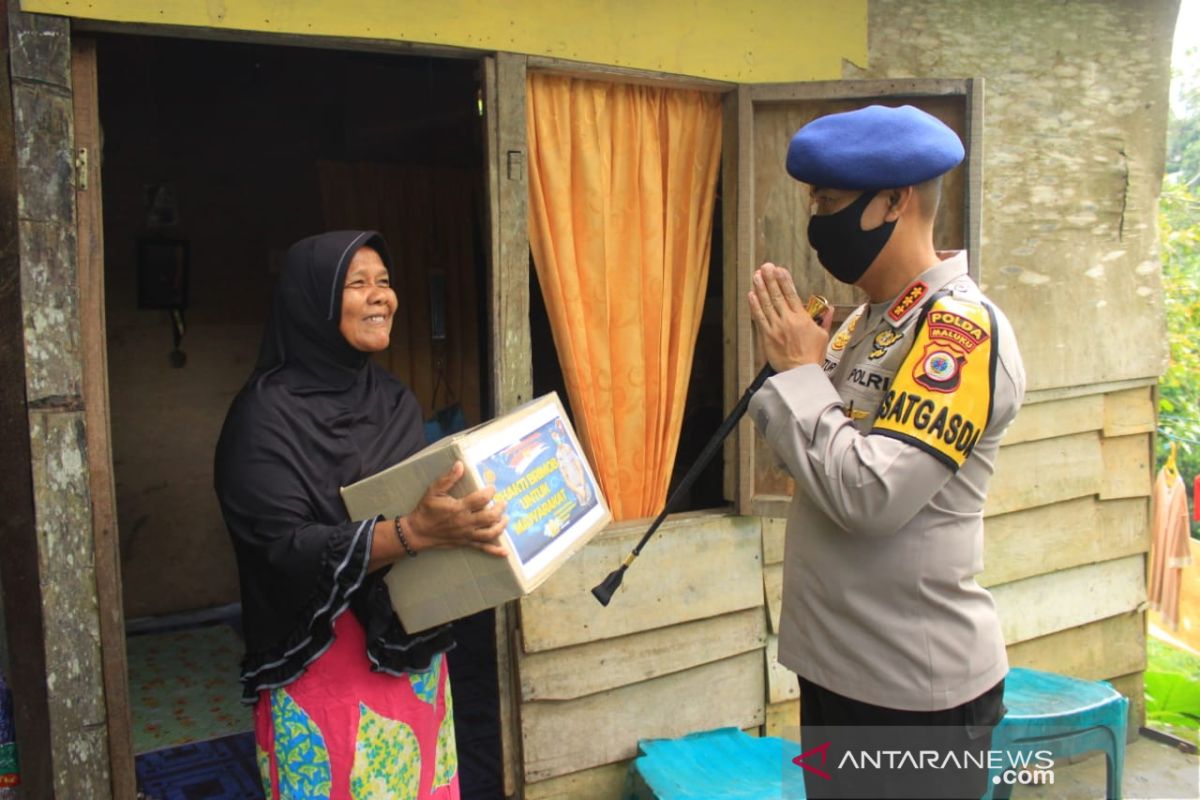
[405,462,509,558]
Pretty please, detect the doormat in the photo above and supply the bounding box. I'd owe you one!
[135,731,261,800]
[127,623,252,754]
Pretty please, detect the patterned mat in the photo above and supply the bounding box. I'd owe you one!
[135,731,261,800]
[127,623,252,754]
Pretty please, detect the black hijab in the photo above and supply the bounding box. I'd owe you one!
[215,230,453,701]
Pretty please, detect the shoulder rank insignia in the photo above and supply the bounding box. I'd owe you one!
[869,296,997,470]
[869,329,904,360]
[887,281,928,323]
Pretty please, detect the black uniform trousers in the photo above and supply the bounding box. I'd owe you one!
[797,676,1007,800]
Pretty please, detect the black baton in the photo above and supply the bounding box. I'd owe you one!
[591,294,830,606]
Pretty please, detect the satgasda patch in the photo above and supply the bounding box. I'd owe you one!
[870,296,997,470]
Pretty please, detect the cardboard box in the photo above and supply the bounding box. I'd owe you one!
[341,392,611,632]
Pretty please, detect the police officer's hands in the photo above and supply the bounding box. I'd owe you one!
[404,461,509,557]
[748,263,833,371]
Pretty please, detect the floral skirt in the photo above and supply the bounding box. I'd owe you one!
[254,612,459,799]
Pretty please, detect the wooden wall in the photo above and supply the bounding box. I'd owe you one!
[516,512,767,798]
[764,385,1156,738]
[512,386,1155,795]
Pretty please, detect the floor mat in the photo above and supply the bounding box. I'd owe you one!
[135,731,261,800]
[127,623,252,754]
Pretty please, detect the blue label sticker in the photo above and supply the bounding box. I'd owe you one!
[478,418,598,565]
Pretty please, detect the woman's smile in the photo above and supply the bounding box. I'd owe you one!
[339,246,397,352]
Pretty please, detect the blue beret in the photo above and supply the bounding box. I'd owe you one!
[785,104,964,190]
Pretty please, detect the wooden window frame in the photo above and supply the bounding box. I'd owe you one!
[726,78,984,519]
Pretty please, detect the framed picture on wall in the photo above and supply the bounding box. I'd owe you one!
[137,238,189,309]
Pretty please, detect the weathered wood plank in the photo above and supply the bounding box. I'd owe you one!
[734,84,756,513]
[520,512,763,652]
[12,81,74,227]
[485,51,532,414]
[1000,394,1103,446]
[526,56,733,91]
[980,496,1148,588]
[1006,612,1146,681]
[721,89,740,505]
[765,699,801,739]
[518,608,766,701]
[521,650,765,782]
[963,77,984,273]
[72,37,137,800]
[7,9,69,86]
[1099,498,1151,553]
[0,4,55,793]
[484,52,530,797]
[992,556,1144,645]
[29,410,111,797]
[985,431,1101,517]
[17,218,81,403]
[748,78,973,104]
[524,761,631,800]
[764,563,783,635]
[1099,433,1152,500]
[763,516,786,566]
[1103,387,1156,437]
[495,603,521,797]
[766,634,799,704]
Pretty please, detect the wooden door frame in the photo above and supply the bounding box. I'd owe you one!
[72,36,137,799]
[0,2,56,795]
[65,22,526,797]
[727,78,984,518]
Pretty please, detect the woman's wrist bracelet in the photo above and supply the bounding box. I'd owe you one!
[393,515,418,558]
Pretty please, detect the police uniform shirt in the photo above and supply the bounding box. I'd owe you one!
[748,250,1026,712]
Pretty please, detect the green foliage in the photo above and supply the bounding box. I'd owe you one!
[1158,178,1200,540]
[1168,50,1200,186]
[1145,639,1200,748]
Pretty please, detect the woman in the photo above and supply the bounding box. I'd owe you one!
[215,230,507,799]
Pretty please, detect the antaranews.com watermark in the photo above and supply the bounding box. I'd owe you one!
[779,726,1055,800]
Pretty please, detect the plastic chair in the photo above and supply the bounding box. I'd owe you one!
[985,666,1129,800]
[624,727,806,799]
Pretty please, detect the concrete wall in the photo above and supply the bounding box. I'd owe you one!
[849,0,1177,394]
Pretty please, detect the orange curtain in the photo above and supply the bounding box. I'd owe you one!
[526,73,722,521]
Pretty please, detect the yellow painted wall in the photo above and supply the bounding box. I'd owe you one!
[22,0,865,82]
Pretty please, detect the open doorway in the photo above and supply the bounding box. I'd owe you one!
[94,33,501,797]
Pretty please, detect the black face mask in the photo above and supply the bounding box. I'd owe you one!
[807,189,896,284]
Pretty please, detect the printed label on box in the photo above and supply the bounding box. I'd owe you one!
[479,417,598,566]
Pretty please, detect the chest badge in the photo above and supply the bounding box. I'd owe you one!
[829,312,861,352]
[869,330,904,360]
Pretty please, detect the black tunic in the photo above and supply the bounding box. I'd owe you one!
[214,230,453,702]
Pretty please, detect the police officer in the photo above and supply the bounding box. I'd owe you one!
[747,105,1026,799]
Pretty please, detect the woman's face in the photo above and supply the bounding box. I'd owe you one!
[338,246,397,353]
